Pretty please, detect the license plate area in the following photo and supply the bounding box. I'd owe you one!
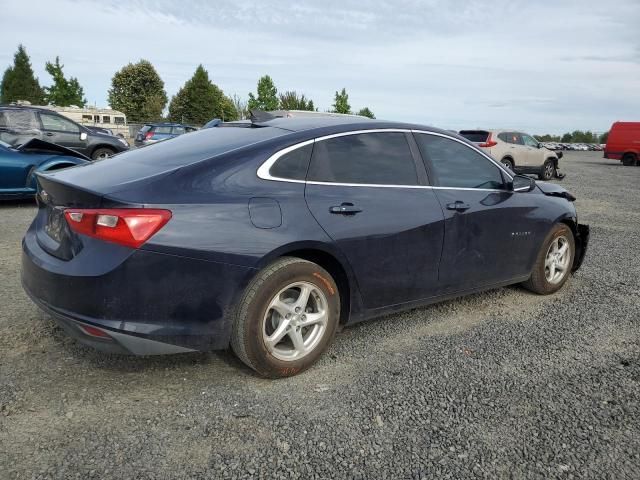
[44,206,65,243]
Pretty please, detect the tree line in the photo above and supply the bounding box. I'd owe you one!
[0,45,375,125]
[535,131,608,144]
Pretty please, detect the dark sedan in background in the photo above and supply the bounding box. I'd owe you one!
[134,122,198,147]
[21,117,589,377]
[0,105,129,159]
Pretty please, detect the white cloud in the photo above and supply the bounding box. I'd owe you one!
[1,0,638,133]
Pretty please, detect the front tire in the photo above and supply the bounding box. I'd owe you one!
[91,147,115,160]
[501,158,514,171]
[539,159,556,180]
[231,257,340,378]
[522,224,575,295]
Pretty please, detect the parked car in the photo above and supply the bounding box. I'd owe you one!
[134,123,198,147]
[0,105,129,160]
[604,122,640,166]
[22,117,589,377]
[459,129,564,180]
[0,138,88,200]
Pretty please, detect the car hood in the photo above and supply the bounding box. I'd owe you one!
[17,138,89,161]
[536,181,576,201]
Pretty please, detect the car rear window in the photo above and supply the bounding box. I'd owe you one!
[459,130,490,143]
[139,125,152,133]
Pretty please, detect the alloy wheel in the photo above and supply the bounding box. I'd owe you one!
[544,235,571,285]
[262,281,328,361]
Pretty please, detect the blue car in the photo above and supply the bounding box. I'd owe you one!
[21,116,589,377]
[0,139,88,200]
[134,123,197,147]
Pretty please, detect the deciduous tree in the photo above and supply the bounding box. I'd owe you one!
[108,60,167,122]
[357,107,375,119]
[278,91,315,111]
[332,88,350,114]
[44,56,86,107]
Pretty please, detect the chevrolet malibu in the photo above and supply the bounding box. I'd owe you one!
[22,117,589,378]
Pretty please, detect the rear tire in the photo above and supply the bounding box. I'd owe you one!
[622,154,638,166]
[231,257,340,378]
[522,223,575,295]
[539,159,556,180]
[91,147,115,160]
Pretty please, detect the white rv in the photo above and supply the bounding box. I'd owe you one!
[40,106,128,137]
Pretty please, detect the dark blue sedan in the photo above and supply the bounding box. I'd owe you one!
[21,117,589,377]
[0,139,88,200]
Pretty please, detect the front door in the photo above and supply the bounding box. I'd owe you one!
[304,131,445,309]
[414,132,539,291]
[37,112,85,152]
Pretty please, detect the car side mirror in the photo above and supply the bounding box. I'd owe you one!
[511,174,536,192]
[80,132,87,141]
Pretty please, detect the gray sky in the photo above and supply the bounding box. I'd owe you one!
[1,0,638,134]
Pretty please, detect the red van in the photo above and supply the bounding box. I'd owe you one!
[604,122,640,166]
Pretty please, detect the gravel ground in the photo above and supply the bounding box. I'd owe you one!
[1,151,639,479]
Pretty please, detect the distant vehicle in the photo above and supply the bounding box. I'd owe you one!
[604,122,640,166]
[134,123,198,147]
[459,129,564,180]
[0,138,87,200]
[40,105,129,138]
[0,105,130,160]
[202,110,371,130]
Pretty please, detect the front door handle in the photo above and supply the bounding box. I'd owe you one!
[446,201,470,212]
[329,203,362,215]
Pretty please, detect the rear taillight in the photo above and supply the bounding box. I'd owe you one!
[64,208,172,248]
[144,131,154,140]
[479,133,498,148]
[79,324,112,340]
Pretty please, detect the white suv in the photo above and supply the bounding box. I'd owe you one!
[459,129,563,180]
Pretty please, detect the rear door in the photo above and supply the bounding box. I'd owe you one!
[37,112,85,152]
[304,131,445,308]
[414,132,539,290]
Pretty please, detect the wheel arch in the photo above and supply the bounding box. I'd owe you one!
[501,155,515,166]
[251,241,359,325]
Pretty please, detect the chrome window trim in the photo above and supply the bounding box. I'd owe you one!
[256,128,514,192]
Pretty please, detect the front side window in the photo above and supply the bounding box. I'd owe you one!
[39,113,80,133]
[415,134,505,190]
[269,143,313,180]
[307,132,418,185]
[522,134,539,147]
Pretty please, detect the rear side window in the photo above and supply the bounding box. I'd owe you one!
[2,110,39,129]
[270,143,313,180]
[498,132,523,145]
[172,126,186,135]
[307,132,418,185]
[416,134,505,190]
[459,130,489,143]
[154,126,173,134]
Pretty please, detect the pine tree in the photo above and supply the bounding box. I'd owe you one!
[332,88,351,114]
[0,45,45,104]
[168,65,237,124]
[247,75,279,111]
[357,107,375,119]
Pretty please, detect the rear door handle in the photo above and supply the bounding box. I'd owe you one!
[446,201,470,212]
[329,203,362,215]
[45,132,55,137]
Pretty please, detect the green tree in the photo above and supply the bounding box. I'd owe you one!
[278,91,315,111]
[561,133,572,143]
[357,107,375,119]
[0,45,45,104]
[247,75,279,111]
[599,131,609,144]
[332,88,351,114]
[168,65,237,124]
[108,60,167,122]
[44,56,86,107]
[231,94,248,119]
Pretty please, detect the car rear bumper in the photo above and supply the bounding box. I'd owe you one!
[21,222,256,355]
